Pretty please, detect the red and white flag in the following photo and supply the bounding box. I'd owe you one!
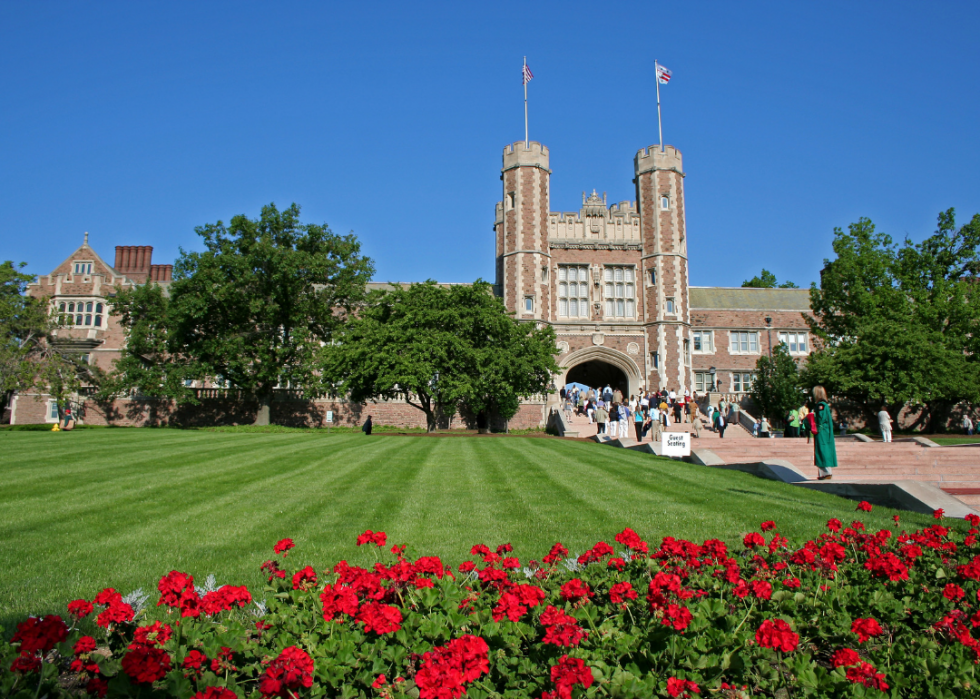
[523,63,534,85]
[656,63,672,84]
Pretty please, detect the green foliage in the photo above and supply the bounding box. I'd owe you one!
[805,210,980,427]
[751,344,807,423]
[741,268,798,288]
[0,260,91,414]
[96,282,198,404]
[324,281,559,430]
[105,203,373,425]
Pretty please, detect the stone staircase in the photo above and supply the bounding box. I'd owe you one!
[701,439,980,508]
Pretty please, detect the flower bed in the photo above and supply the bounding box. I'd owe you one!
[3,506,980,698]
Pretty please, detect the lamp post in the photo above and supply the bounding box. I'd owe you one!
[765,316,773,358]
[709,366,716,392]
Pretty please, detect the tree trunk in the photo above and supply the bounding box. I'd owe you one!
[254,392,271,426]
[426,409,437,433]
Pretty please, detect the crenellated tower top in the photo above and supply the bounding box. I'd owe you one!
[503,141,550,172]
[634,145,684,177]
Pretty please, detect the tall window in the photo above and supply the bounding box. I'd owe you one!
[692,330,713,353]
[732,373,756,392]
[729,331,759,354]
[524,296,534,313]
[558,266,589,318]
[56,299,106,328]
[665,297,676,314]
[660,196,670,210]
[778,332,808,354]
[694,372,709,393]
[604,266,635,318]
[73,261,93,275]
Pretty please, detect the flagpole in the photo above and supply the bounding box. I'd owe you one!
[655,60,664,153]
[524,56,529,148]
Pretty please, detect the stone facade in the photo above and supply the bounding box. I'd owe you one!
[10,141,814,428]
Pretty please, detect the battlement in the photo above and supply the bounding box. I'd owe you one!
[502,141,550,171]
[634,144,683,176]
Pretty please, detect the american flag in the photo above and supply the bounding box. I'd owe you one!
[523,63,534,85]
[656,63,672,84]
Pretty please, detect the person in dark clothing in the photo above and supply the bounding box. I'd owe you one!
[361,415,373,435]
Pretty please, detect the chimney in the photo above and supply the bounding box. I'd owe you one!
[114,245,154,283]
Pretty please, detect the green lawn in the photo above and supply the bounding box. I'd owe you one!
[0,429,938,627]
[929,435,980,446]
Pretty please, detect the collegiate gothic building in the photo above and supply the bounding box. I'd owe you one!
[7,141,812,427]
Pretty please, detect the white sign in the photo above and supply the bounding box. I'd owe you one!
[661,432,691,457]
[325,411,334,424]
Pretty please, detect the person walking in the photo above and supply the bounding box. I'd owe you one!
[760,417,771,439]
[603,385,613,402]
[787,408,800,438]
[753,419,761,438]
[716,409,727,439]
[608,403,619,438]
[964,414,975,436]
[613,388,624,404]
[813,385,838,480]
[649,404,662,443]
[594,405,608,435]
[361,415,373,436]
[586,400,595,424]
[619,403,630,439]
[690,404,702,438]
[634,406,644,441]
[877,407,893,443]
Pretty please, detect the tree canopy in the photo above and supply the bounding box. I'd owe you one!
[106,203,374,424]
[1,261,91,416]
[323,280,559,431]
[750,343,807,424]
[742,268,798,288]
[804,209,980,428]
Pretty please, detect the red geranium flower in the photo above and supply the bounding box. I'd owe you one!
[202,585,252,615]
[357,602,403,635]
[11,615,68,655]
[356,530,387,547]
[273,538,295,556]
[182,649,208,678]
[755,618,799,652]
[662,603,693,631]
[743,532,765,548]
[667,677,701,697]
[610,581,638,605]
[540,606,588,647]
[543,542,569,565]
[548,655,594,699]
[415,635,489,699]
[830,648,861,667]
[86,677,109,697]
[827,518,842,532]
[121,645,171,684]
[292,566,317,591]
[74,636,97,655]
[133,621,172,647]
[67,599,94,619]
[846,662,889,690]
[943,584,965,602]
[560,578,593,603]
[934,508,945,519]
[751,580,773,600]
[856,501,873,512]
[259,646,314,698]
[93,588,122,606]
[761,521,776,532]
[10,654,41,674]
[851,617,883,643]
[191,689,238,699]
[373,674,387,688]
[615,527,649,554]
[782,577,801,589]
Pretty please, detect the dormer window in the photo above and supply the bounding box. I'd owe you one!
[73,261,93,275]
[660,196,670,210]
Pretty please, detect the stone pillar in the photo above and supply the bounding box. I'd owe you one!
[635,145,691,392]
[495,141,551,321]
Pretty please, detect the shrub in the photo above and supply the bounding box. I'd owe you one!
[4,511,980,697]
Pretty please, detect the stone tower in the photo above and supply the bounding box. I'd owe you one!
[495,141,551,321]
[634,145,690,391]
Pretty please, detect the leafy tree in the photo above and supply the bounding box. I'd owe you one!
[750,343,807,424]
[324,280,559,432]
[742,268,798,288]
[105,203,374,425]
[1,261,93,418]
[804,210,980,429]
[96,282,198,404]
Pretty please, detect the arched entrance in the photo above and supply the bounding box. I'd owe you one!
[558,347,644,399]
[566,360,628,396]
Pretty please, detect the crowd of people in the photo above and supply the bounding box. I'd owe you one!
[559,384,720,443]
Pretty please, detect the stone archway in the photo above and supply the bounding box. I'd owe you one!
[559,347,644,399]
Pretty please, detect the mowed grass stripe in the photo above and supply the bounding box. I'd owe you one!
[0,430,938,626]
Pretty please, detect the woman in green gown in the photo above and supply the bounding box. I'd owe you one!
[813,385,837,480]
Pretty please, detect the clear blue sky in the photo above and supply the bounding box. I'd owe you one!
[2,1,978,288]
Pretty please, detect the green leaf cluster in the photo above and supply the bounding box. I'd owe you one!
[751,343,808,424]
[805,210,980,428]
[742,269,798,289]
[324,281,559,431]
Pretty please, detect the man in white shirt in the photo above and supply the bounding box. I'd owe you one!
[640,394,649,409]
[878,407,892,443]
[619,404,630,438]
[964,415,974,436]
